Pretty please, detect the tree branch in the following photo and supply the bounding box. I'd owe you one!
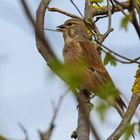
[76,90,90,140]
[92,1,129,17]
[97,42,140,64]
[107,93,140,140]
[99,0,113,43]
[47,7,81,19]
[39,92,67,140]
[21,0,56,62]
[113,0,140,38]
[128,0,140,38]
[19,123,29,140]
[36,1,56,61]
[76,90,100,140]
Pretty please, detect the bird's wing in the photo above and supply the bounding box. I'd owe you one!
[78,40,106,72]
[79,41,127,109]
[78,40,113,81]
[63,40,126,113]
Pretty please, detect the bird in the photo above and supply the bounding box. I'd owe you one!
[56,18,126,118]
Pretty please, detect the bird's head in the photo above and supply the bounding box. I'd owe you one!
[57,18,90,42]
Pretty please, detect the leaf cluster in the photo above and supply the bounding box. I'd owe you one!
[104,52,117,66]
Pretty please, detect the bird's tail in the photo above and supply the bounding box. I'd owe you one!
[114,97,127,119]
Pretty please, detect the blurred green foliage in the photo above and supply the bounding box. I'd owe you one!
[0,136,7,140]
[104,52,117,67]
[121,14,131,31]
[124,124,134,140]
[96,100,110,121]
[48,59,85,90]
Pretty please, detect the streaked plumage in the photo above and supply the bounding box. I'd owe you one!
[57,18,126,118]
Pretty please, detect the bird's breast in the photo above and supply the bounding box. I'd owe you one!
[63,42,84,63]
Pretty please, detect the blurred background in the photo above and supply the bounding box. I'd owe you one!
[0,0,140,139]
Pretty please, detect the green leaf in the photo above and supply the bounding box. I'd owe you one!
[124,124,134,140]
[0,136,7,140]
[96,101,109,121]
[121,14,131,30]
[48,59,86,90]
[104,53,109,65]
[89,0,103,3]
[104,53,117,67]
[110,57,117,66]
[138,123,140,133]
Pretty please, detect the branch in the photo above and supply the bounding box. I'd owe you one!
[39,93,67,140]
[19,123,29,140]
[36,1,56,61]
[102,49,140,64]
[84,0,102,41]
[107,93,140,140]
[113,0,140,38]
[92,1,129,17]
[70,0,84,18]
[76,89,100,140]
[76,90,90,140]
[47,7,81,19]
[99,0,113,43]
[112,0,127,17]
[21,0,56,62]
[97,41,140,64]
[128,0,140,38]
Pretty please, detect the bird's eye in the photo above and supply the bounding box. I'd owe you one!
[67,23,73,26]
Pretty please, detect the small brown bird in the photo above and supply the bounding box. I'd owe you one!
[57,18,126,118]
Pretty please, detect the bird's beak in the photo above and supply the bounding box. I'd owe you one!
[56,24,65,32]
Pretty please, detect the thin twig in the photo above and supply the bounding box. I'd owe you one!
[102,49,140,64]
[39,92,67,140]
[44,28,59,32]
[96,41,140,64]
[94,15,108,23]
[70,0,84,19]
[99,0,113,43]
[135,56,140,61]
[18,123,29,140]
[47,7,81,19]
[113,0,127,16]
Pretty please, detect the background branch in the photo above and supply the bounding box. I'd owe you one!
[92,1,129,17]
[39,92,67,140]
[107,93,140,140]
[99,0,113,43]
[75,90,100,140]
[47,7,81,19]
[19,123,29,140]
[21,0,56,62]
